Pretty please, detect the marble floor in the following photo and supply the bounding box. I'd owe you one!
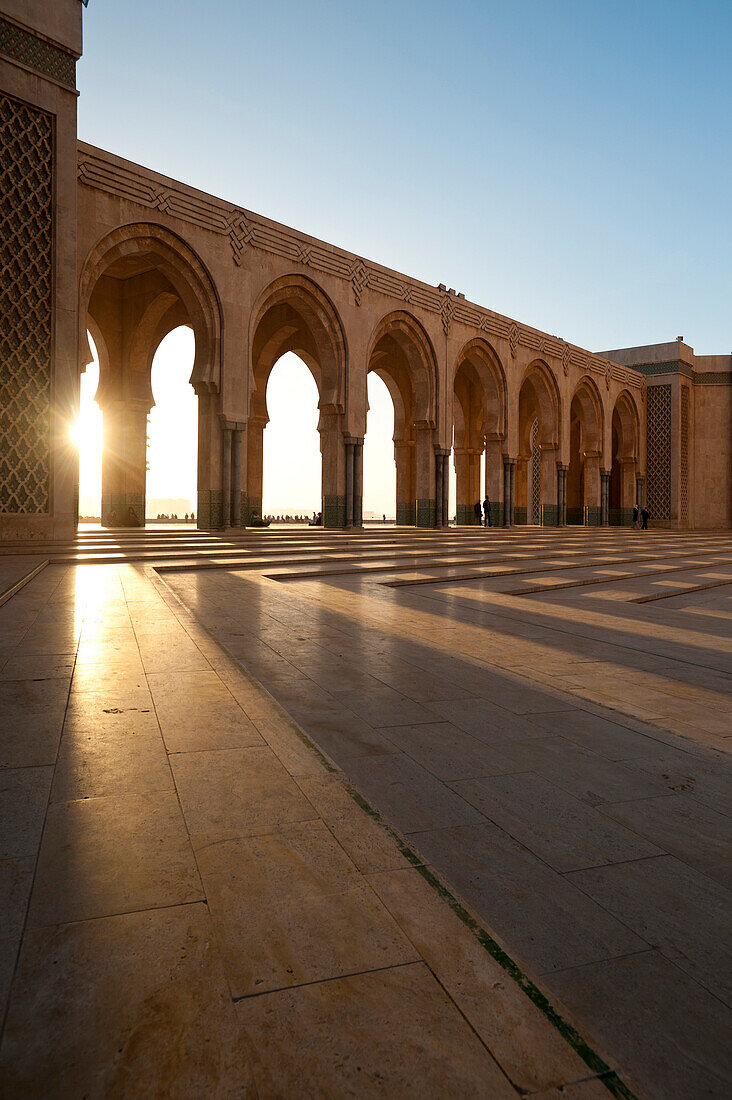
[1,526,730,1098]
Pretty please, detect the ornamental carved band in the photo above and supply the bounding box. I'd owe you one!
[0,93,53,515]
[0,17,76,89]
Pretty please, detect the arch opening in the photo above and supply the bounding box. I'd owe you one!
[363,371,396,524]
[248,277,346,527]
[261,353,321,524]
[516,363,559,525]
[452,340,505,526]
[366,313,438,527]
[610,391,640,525]
[567,379,603,526]
[79,225,221,529]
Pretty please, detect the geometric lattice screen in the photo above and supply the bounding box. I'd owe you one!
[529,417,541,523]
[680,386,689,525]
[646,384,671,521]
[0,93,53,514]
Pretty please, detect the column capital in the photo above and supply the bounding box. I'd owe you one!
[344,436,364,446]
[434,447,451,457]
[556,462,569,473]
[600,467,612,478]
[503,456,517,467]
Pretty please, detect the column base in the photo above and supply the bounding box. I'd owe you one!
[197,490,224,530]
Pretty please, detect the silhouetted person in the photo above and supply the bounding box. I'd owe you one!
[127,507,141,527]
[474,500,482,525]
[106,509,118,527]
[641,506,650,530]
[483,495,492,527]
[632,505,639,529]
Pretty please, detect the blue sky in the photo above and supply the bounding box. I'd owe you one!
[77,0,730,355]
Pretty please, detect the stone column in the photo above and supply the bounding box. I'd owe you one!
[344,439,354,528]
[221,425,233,529]
[101,401,148,527]
[636,474,645,511]
[245,415,266,525]
[442,453,450,527]
[435,450,443,528]
[584,451,601,526]
[485,437,503,526]
[353,439,364,528]
[600,468,611,527]
[414,425,435,527]
[232,427,244,527]
[503,458,516,526]
[318,407,346,527]
[557,464,568,527]
[394,440,415,525]
[453,448,469,524]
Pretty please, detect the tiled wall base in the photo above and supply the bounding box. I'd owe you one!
[416,498,436,527]
[514,507,528,525]
[566,507,584,526]
[198,490,223,530]
[541,505,558,526]
[396,502,416,526]
[323,495,345,528]
[456,505,483,525]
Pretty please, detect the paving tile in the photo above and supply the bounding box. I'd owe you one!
[531,1082,625,1099]
[601,794,732,889]
[0,766,53,859]
[383,721,523,782]
[367,866,592,1094]
[626,746,732,815]
[333,683,437,728]
[345,753,486,834]
[0,654,75,681]
[0,857,34,1016]
[568,855,732,1005]
[283,698,399,759]
[170,745,317,848]
[50,723,173,803]
[27,790,203,926]
[546,950,732,1100]
[236,962,517,1098]
[198,819,418,997]
[296,774,414,874]
[410,821,647,974]
[451,772,662,872]
[428,696,549,743]
[147,669,264,752]
[503,736,672,805]
[526,708,665,760]
[0,903,254,1099]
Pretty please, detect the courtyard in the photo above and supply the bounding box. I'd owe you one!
[0,526,729,1098]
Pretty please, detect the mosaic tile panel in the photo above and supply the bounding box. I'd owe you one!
[0,93,53,515]
[323,495,345,528]
[0,17,76,89]
[646,384,672,521]
[416,498,436,528]
[396,502,416,526]
[680,386,689,525]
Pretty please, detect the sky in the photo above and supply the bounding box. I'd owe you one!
[75,0,730,517]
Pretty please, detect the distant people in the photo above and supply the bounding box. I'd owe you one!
[383,513,386,524]
[641,505,650,531]
[190,512,195,523]
[483,495,492,527]
[474,501,482,525]
[632,504,639,529]
[105,509,118,527]
[127,506,141,527]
